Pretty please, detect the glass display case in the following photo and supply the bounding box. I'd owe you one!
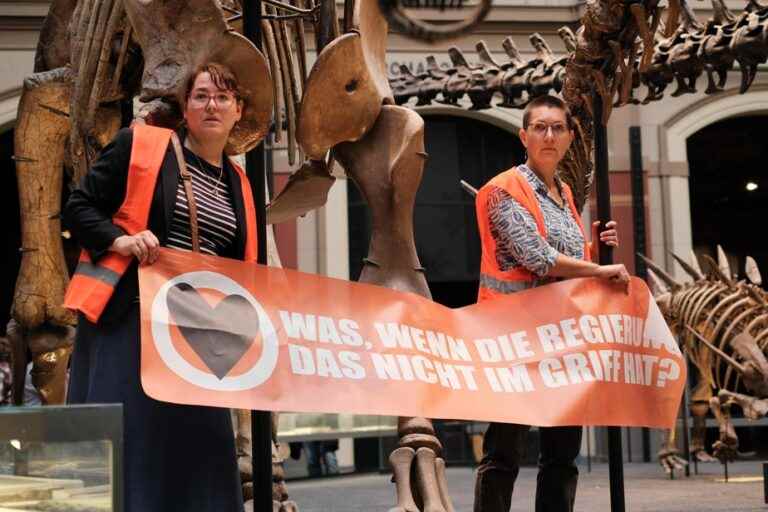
[276,413,397,442]
[0,404,122,511]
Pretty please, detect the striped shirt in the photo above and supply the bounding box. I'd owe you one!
[166,147,237,256]
[486,164,584,290]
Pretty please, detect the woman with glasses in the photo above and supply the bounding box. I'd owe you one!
[64,59,267,512]
[473,94,629,512]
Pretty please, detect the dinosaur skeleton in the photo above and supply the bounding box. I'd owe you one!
[13,0,768,509]
[389,0,768,478]
[391,3,768,114]
[390,0,768,210]
[641,247,768,470]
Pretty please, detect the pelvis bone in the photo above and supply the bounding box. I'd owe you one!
[297,0,391,160]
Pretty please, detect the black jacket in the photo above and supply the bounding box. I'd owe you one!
[65,127,253,325]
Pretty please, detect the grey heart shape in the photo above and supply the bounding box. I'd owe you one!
[166,282,260,380]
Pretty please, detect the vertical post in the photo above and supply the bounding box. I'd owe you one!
[762,462,768,502]
[680,354,692,477]
[243,1,273,511]
[593,94,625,512]
[629,126,652,464]
[266,131,275,199]
[629,126,646,279]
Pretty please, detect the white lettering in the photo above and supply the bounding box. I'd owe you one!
[371,353,400,380]
[539,358,568,387]
[537,324,565,353]
[316,348,343,377]
[288,345,315,374]
[318,317,342,345]
[563,353,594,383]
[496,365,535,392]
[412,355,437,384]
[339,351,365,379]
[580,315,604,343]
[339,319,364,346]
[374,322,412,348]
[560,318,584,348]
[474,338,501,362]
[455,365,479,390]
[280,312,317,341]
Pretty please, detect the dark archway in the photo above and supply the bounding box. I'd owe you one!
[687,115,768,281]
[0,129,21,331]
[688,115,768,454]
[348,114,525,307]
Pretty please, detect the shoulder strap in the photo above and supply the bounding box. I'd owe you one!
[170,134,200,253]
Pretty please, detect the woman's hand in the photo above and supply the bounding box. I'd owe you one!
[595,263,630,292]
[110,230,160,264]
[593,220,619,248]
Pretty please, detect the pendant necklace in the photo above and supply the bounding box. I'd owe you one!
[189,149,224,198]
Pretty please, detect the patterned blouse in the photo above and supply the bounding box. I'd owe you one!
[166,146,237,256]
[485,164,585,290]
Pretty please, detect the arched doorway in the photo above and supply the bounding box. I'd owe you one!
[0,129,21,331]
[686,114,768,456]
[686,115,768,278]
[347,113,525,307]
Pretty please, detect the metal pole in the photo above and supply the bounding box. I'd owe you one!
[680,354,692,477]
[629,126,652,464]
[762,462,767,502]
[243,1,273,510]
[593,93,626,512]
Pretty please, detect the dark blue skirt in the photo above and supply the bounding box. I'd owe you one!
[67,302,244,512]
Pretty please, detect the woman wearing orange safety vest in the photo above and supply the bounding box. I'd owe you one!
[473,95,630,512]
[63,59,267,512]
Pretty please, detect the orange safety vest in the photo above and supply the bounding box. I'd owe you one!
[475,167,589,303]
[64,124,258,323]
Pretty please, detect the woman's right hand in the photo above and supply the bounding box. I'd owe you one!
[109,230,160,264]
[595,263,631,292]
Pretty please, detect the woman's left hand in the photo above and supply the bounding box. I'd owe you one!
[593,220,619,248]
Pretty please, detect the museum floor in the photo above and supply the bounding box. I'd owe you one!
[289,460,768,511]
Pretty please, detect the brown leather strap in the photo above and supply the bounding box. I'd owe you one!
[170,133,200,253]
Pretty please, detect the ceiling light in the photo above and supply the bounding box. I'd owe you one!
[746,182,758,192]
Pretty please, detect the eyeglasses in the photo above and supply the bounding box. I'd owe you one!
[188,90,237,109]
[528,122,570,136]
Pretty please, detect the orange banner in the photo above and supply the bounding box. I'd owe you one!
[139,248,685,428]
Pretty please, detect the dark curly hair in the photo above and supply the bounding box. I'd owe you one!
[183,62,247,107]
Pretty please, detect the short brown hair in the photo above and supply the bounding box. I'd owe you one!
[184,62,247,106]
[523,95,573,130]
